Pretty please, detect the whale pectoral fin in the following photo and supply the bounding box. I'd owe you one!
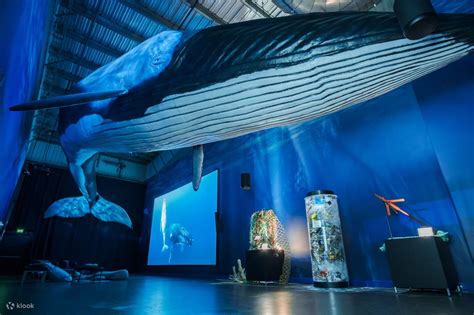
[9,90,128,111]
[192,145,204,191]
[44,196,90,219]
[91,196,133,229]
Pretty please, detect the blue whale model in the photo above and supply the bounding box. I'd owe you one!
[10,12,474,228]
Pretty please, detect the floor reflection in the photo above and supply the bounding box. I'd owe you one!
[256,290,293,315]
[0,276,472,314]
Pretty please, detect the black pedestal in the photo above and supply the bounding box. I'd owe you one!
[246,249,284,282]
[385,236,458,295]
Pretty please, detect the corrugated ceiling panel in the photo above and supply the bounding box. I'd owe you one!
[27,141,68,168]
[182,10,215,29]
[83,47,115,67]
[259,0,288,17]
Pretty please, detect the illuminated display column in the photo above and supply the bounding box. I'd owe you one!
[305,190,349,288]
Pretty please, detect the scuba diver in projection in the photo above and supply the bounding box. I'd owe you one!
[9,12,474,228]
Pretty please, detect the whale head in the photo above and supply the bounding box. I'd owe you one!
[140,31,184,76]
[77,30,183,109]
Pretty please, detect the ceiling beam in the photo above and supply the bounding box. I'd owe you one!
[60,0,146,43]
[61,27,125,58]
[41,82,68,96]
[241,0,273,18]
[182,0,227,25]
[46,65,83,83]
[49,47,102,71]
[118,0,181,29]
[34,128,61,143]
[271,0,297,14]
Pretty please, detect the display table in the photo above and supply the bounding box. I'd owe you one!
[385,236,458,296]
[246,250,284,282]
[21,263,48,285]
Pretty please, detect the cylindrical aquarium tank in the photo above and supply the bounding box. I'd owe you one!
[305,190,349,288]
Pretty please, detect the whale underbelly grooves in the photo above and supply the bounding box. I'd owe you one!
[80,33,470,153]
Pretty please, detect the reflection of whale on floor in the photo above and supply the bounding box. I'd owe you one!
[10,13,474,229]
[160,198,193,263]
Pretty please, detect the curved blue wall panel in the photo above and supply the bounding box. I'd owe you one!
[414,56,474,279]
[0,0,51,223]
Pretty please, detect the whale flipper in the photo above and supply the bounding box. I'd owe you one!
[44,196,90,219]
[192,145,204,191]
[9,90,128,111]
[91,196,133,229]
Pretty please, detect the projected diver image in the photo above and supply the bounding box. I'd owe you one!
[147,171,218,265]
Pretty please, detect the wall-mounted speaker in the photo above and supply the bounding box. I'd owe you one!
[394,0,438,40]
[241,173,251,190]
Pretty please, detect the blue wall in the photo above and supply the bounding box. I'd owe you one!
[0,0,51,224]
[144,55,474,289]
[414,56,474,274]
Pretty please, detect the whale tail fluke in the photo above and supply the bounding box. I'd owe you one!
[91,196,133,229]
[44,196,90,219]
[44,196,133,229]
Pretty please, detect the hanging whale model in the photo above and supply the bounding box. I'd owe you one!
[10,12,474,228]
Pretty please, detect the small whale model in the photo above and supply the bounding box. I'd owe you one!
[10,12,474,228]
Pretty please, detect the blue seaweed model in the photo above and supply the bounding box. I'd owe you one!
[10,12,474,228]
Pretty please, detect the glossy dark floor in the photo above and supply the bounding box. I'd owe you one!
[0,276,473,314]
